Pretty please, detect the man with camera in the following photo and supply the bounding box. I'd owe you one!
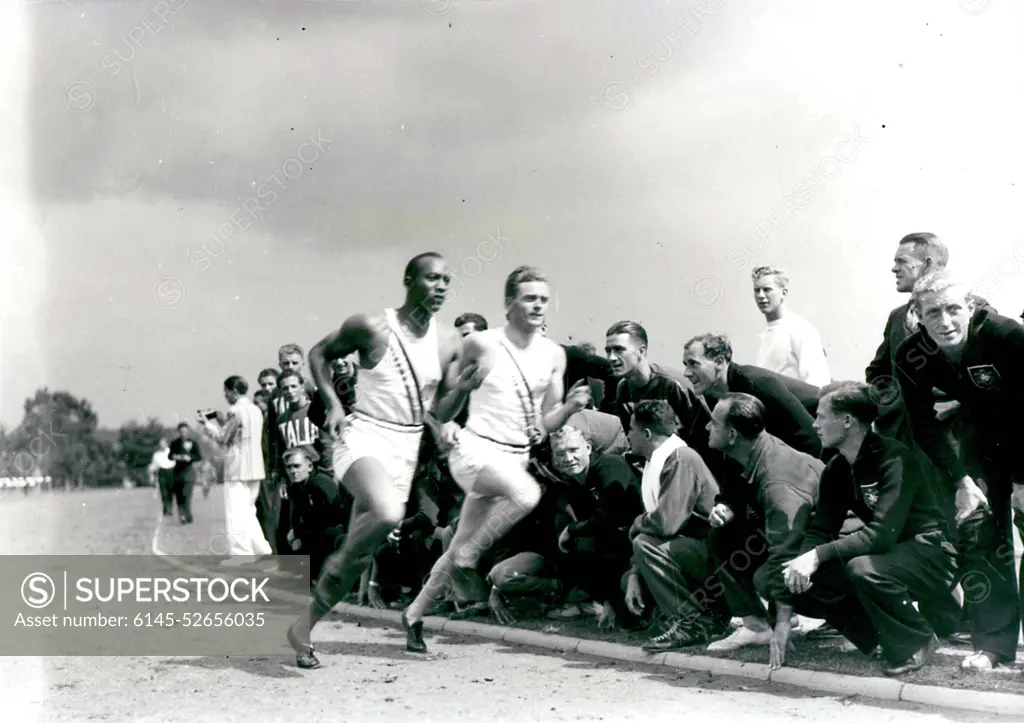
[199,375,274,562]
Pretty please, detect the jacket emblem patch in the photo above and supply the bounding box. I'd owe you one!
[967,364,1001,390]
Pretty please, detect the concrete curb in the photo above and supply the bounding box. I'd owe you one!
[329,602,1024,717]
[154,554,1024,717]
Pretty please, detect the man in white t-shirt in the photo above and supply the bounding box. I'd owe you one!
[752,266,831,387]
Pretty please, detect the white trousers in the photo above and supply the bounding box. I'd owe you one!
[223,479,272,556]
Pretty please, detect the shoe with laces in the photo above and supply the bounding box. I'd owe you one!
[641,617,714,652]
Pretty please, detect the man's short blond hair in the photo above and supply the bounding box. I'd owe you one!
[751,265,789,290]
[911,272,973,313]
[549,425,589,449]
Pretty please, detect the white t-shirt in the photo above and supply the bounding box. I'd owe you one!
[756,311,831,387]
[150,448,175,471]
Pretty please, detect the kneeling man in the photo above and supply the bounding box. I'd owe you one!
[756,382,957,676]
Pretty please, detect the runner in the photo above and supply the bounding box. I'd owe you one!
[401,265,591,654]
[286,252,463,669]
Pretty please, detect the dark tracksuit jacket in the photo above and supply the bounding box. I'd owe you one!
[894,307,1024,492]
[563,344,618,414]
[711,364,821,458]
[612,363,731,481]
[714,433,823,590]
[288,470,351,577]
[867,296,994,443]
[895,307,1024,660]
[561,454,643,554]
[613,364,707,439]
[807,433,950,561]
[762,432,956,662]
[763,432,953,603]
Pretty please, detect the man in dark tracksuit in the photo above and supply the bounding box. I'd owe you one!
[894,276,1024,671]
[605,321,732,487]
[756,382,957,676]
[864,278,991,634]
[283,447,350,583]
[548,426,643,627]
[703,394,823,652]
[682,333,821,457]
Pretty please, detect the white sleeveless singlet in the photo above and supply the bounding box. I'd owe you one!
[353,309,442,429]
[465,327,555,447]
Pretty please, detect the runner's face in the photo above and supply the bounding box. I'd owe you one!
[917,290,972,351]
[892,243,930,293]
[753,275,786,317]
[552,437,591,476]
[457,322,479,337]
[813,397,847,449]
[605,333,643,377]
[409,257,451,314]
[280,354,303,372]
[682,343,721,395]
[508,281,550,331]
[259,375,277,394]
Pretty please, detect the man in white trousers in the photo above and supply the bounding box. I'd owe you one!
[200,375,274,564]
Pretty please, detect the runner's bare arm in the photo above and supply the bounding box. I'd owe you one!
[435,332,483,423]
[309,315,374,413]
[430,326,466,423]
[540,345,588,433]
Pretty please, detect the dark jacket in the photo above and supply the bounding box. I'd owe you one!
[719,433,822,576]
[866,297,994,439]
[561,454,643,542]
[806,432,948,561]
[564,345,618,414]
[894,307,1024,486]
[168,438,202,474]
[613,364,709,441]
[288,471,351,545]
[715,364,821,457]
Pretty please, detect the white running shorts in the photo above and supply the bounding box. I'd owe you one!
[332,413,423,502]
[447,429,531,497]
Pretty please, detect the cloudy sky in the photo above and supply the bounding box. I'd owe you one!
[3,0,1024,429]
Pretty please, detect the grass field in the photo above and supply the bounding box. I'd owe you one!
[3,486,1024,699]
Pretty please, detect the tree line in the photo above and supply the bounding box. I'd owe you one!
[0,388,219,489]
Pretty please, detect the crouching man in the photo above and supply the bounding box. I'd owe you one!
[623,400,732,651]
[703,393,823,652]
[283,446,351,584]
[756,382,958,676]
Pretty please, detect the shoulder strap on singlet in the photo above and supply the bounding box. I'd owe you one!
[386,310,427,423]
